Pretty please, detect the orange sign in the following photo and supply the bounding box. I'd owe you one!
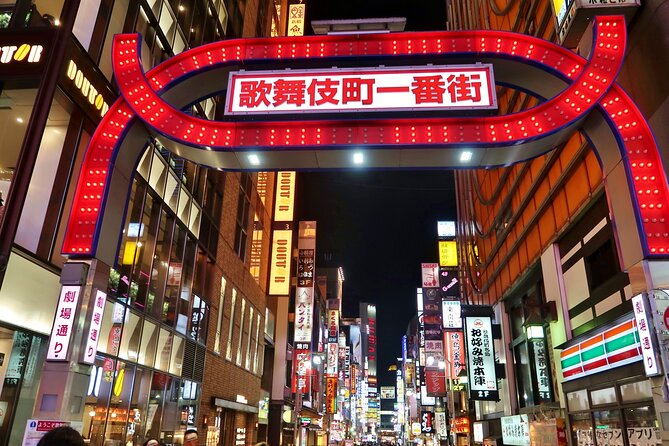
[326,376,337,414]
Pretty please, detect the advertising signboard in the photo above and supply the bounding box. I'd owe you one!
[464,314,498,401]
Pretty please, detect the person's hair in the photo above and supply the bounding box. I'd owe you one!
[36,426,85,446]
[185,429,198,437]
[142,440,160,446]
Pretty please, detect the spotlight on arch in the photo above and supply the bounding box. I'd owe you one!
[460,151,473,162]
[353,152,364,165]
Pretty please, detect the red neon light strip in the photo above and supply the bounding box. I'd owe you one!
[62,16,669,259]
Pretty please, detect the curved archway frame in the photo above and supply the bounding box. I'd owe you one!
[62,16,668,274]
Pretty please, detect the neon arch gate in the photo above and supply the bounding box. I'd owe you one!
[62,15,667,277]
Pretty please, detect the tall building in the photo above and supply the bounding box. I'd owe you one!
[0,0,275,445]
[450,0,669,444]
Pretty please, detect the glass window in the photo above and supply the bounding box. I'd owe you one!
[214,277,227,354]
[245,306,254,370]
[119,311,142,362]
[624,406,660,446]
[156,329,173,371]
[97,301,125,356]
[568,389,590,412]
[236,298,246,366]
[164,223,186,328]
[253,314,262,373]
[84,357,115,444]
[128,367,153,445]
[170,335,185,375]
[15,91,71,254]
[145,371,169,439]
[225,289,237,360]
[591,387,616,406]
[593,409,622,446]
[138,320,159,366]
[514,343,533,408]
[234,173,252,261]
[133,193,161,311]
[190,294,209,344]
[620,380,653,402]
[106,361,134,445]
[148,210,175,320]
[571,413,593,446]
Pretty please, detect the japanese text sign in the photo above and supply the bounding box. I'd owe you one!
[501,415,530,446]
[294,287,314,343]
[444,330,466,379]
[442,300,463,329]
[531,340,552,401]
[326,376,337,414]
[421,263,439,288]
[81,290,107,365]
[286,3,305,37]
[632,293,660,376]
[47,286,82,361]
[438,240,458,267]
[327,342,338,376]
[226,64,496,115]
[464,315,499,401]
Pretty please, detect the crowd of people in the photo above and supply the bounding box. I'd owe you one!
[33,426,269,446]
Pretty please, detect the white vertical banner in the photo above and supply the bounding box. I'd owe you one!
[81,290,107,364]
[47,286,82,361]
[435,411,448,439]
[632,293,660,376]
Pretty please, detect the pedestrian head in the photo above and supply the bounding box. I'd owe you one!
[36,426,85,446]
[142,439,160,446]
[184,429,198,446]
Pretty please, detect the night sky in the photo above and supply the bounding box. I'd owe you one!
[295,0,452,388]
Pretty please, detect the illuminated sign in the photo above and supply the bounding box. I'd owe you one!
[286,3,305,36]
[226,64,496,115]
[380,386,395,400]
[1,43,42,64]
[552,0,639,46]
[274,171,296,221]
[47,286,82,361]
[326,376,338,414]
[502,415,530,446]
[453,416,470,434]
[464,314,499,401]
[327,342,338,376]
[442,300,462,329]
[81,290,107,364]
[293,221,316,344]
[421,263,439,288]
[632,294,660,376]
[560,317,642,381]
[439,268,460,299]
[268,229,293,295]
[438,240,458,267]
[437,221,456,238]
[424,370,446,397]
[531,339,552,402]
[328,309,339,342]
[65,60,110,117]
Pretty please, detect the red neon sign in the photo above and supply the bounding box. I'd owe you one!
[225,65,497,114]
[61,16,669,261]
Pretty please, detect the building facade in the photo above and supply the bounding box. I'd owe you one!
[0,0,276,445]
[451,0,669,445]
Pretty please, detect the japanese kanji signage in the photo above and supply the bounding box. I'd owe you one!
[421,263,440,288]
[444,330,466,379]
[531,339,552,402]
[632,293,660,376]
[286,3,305,37]
[442,300,462,329]
[361,303,377,376]
[326,376,337,414]
[435,411,448,439]
[438,240,458,267]
[226,64,496,115]
[425,369,446,396]
[501,414,530,446]
[81,290,107,365]
[47,286,82,361]
[328,309,339,342]
[421,411,434,434]
[464,314,499,401]
[327,341,338,376]
[293,221,316,344]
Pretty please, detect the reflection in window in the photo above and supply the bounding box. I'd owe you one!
[118,311,142,362]
[214,277,227,354]
[591,387,616,406]
[236,298,246,366]
[225,289,237,360]
[138,320,159,367]
[170,335,185,375]
[156,329,173,371]
[620,380,653,402]
[97,301,125,356]
[253,314,262,373]
[245,306,253,370]
[234,173,252,261]
[85,357,115,444]
[164,223,186,328]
